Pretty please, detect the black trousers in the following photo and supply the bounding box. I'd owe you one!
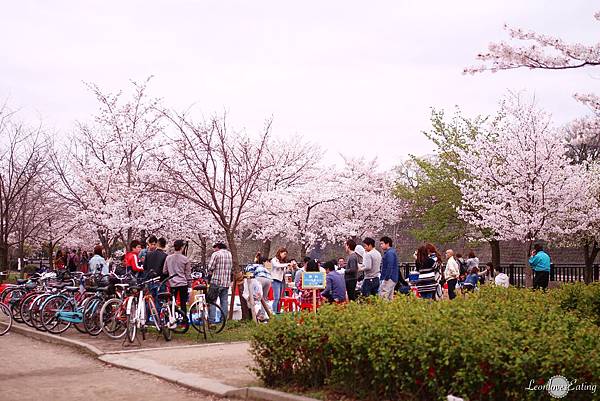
[447,278,458,300]
[170,286,189,314]
[345,278,357,301]
[533,271,549,290]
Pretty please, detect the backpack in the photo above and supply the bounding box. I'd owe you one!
[457,259,468,275]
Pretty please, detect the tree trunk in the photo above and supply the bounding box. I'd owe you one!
[18,241,25,279]
[300,243,308,260]
[583,240,599,284]
[489,239,500,271]
[525,241,533,288]
[226,232,249,320]
[0,244,9,273]
[260,239,272,259]
[199,235,208,267]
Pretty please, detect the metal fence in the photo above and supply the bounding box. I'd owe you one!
[399,262,600,287]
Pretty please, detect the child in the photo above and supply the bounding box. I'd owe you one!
[463,266,480,293]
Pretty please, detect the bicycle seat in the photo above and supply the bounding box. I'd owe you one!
[158,292,171,300]
[96,286,109,292]
[115,284,129,288]
[193,285,207,292]
[16,279,28,285]
[64,286,80,292]
[25,283,37,290]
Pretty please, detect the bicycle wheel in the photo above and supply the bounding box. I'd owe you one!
[83,297,103,336]
[41,295,73,334]
[7,288,26,323]
[188,301,205,338]
[30,294,52,331]
[159,307,172,341]
[0,303,12,335]
[100,298,127,339]
[19,292,40,327]
[126,299,137,343]
[206,302,226,335]
[171,306,189,334]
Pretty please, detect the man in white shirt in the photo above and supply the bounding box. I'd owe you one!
[444,249,460,300]
[359,237,382,296]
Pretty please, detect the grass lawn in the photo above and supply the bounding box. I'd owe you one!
[180,318,258,344]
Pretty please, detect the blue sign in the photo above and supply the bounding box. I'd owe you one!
[302,272,326,289]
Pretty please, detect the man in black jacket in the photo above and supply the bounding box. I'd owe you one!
[144,237,168,279]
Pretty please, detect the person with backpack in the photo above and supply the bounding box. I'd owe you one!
[455,253,468,276]
[466,251,479,274]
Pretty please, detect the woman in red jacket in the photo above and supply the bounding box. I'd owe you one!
[123,240,144,277]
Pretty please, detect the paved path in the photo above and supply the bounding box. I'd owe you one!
[0,332,234,401]
[105,341,258,387]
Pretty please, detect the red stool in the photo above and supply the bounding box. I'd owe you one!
[278,288,299,312]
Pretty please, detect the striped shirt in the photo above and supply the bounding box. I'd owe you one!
[208,249,233,287]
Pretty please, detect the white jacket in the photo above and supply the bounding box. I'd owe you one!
[495,273,509,288]
[445,257,460,280]
[270,257,288,282]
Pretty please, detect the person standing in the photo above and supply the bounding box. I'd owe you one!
[271,248,291,314]
[378,236,398,300]
[80,251,89,273]
[344,239,360,301]
[144,237,168,279]
[163,240,192,314]
[123,240,144,277]
[360,237,381,296]
[465,251,479,274]
[444,249,460,300]
[207,243,233,322]
[67,249,79,273]
[139,235,157,265]
[529,244,550,290]
[88,245,109,275]
[54,249,65,270]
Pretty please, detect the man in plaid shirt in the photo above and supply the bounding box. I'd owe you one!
[207,242,233,323]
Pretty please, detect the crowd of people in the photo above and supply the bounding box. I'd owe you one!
[47,234,552,323]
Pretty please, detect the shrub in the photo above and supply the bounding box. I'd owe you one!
[250,286,600,401]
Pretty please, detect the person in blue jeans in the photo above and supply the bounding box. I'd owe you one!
[207,243,233,323]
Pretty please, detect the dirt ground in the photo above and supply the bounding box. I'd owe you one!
[0,332,234,401]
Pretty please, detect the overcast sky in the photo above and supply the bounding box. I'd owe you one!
[1,1,599,169]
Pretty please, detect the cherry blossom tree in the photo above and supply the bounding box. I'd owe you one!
[246,135,324,257]
[327,157,404,243]
[0,103,50,272]
[51,78,167,253]
[457,96,593,286]
[464,10,600,282]
[254,157,404,258]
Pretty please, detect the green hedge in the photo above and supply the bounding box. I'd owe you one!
[250,285,600,401]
